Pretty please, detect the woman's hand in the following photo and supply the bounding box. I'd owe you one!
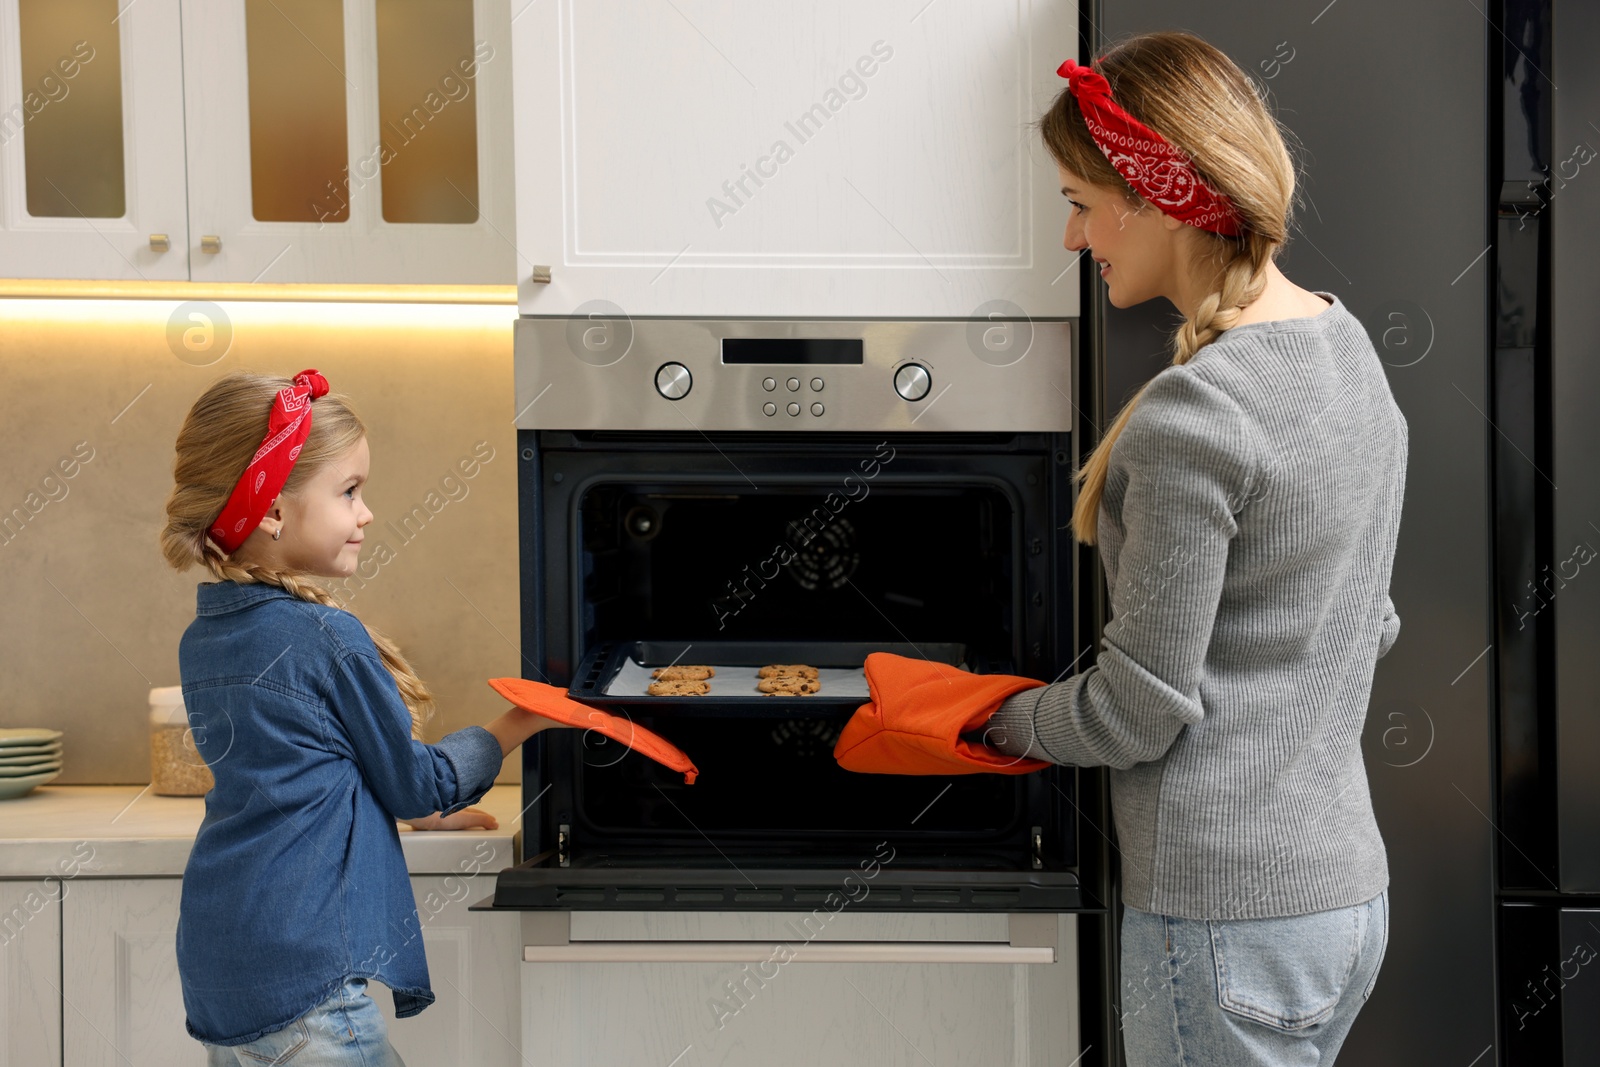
[403,806,499,832]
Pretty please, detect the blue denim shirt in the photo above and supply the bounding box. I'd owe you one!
[174,580,504,1045]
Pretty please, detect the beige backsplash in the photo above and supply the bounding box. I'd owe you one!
[0,295,525,784]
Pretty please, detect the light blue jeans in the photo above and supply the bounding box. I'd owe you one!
[1118,889,1388,1066]
[204,977,407,1066]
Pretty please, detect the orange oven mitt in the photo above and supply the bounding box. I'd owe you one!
[833,652,1052,776]
[487,678,699,784]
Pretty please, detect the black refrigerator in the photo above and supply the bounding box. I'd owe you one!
[1082,0,1596,1062]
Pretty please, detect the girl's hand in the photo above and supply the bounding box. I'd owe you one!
[403,806,499,832]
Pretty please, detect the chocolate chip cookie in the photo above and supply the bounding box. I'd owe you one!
[647,678,712,696]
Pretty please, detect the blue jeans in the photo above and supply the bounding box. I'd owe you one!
[1118,889,1388,1066]
[203,977,407,1066]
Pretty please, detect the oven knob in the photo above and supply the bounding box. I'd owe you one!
[894,362,931,402]
[655,362,692,400]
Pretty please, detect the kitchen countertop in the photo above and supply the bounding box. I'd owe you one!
[0,784,523,878]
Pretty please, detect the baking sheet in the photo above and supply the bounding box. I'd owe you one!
[604,659,871,699]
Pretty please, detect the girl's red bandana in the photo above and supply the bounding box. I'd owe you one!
[1057,58,1243,237]
[208,369,330,553]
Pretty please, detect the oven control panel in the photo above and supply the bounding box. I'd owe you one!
[516,317,1075,432]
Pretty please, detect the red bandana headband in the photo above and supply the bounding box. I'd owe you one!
[1056,58,1243,237]
[208,369,331,553]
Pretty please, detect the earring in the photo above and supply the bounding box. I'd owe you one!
[272,527,282,541]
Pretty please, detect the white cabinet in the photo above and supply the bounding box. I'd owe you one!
[60,875,521,1065]
[62,879,193,1067]
[521,911,1081,1066]
[0,877,61,1067]
[512,0,1082,319]
[0,0,514,284]
[180,0,515,284]
[0,0,191,280]
[374,874,524,1067]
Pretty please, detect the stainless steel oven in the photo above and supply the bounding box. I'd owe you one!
[477,315,1118,1060]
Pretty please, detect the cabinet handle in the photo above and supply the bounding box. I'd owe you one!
[531,265,552,283]
[148,234,170,253]
[522,941,1055,964]
[200,235,222,254]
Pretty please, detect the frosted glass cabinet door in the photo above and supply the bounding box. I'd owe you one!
[511,0,1083,319]
[180,0,515,284]
[0,0,190,281]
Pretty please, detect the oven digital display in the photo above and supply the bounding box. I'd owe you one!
[720,338,865,365]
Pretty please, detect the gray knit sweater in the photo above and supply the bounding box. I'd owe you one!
[986,291,1407,920]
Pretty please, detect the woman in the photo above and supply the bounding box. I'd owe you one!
[981,31,1407,1065]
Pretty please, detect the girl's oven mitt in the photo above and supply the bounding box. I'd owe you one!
[487,677,699,785]
[833,652,1052,776]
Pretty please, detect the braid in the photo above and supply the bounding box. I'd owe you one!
[1066,245,1268,544]
[1173,245,1270,365]
[196,543,435,739]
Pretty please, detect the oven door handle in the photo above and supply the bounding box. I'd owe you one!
[522,941,1055,964]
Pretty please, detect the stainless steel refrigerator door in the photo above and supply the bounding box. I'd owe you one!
[1094,2,1495,1065]
[1552,0,1600,895]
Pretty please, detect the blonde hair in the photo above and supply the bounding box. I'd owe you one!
[161,372,434,738]
[1038,30,1299,543]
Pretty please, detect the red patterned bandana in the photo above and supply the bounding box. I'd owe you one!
[208,369,331,553]
[1056,58,1243,237]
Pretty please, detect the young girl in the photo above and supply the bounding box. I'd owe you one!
[161,369,560,1064]
[978,31,1406,1065]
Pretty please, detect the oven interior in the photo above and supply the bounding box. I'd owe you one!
[558,477,1043,863]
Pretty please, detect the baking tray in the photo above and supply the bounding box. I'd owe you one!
[567,640,969,710]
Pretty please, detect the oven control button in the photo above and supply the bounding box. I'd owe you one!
[895,363,931,402]
[655,362,692,400]
[786,402,800,416]
[810,377,824,392]
[811,402,824,416]
[762,377,776,392]
[786,377,801,392]
[763,402,777,416]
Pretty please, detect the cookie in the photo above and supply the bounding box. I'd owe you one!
[647,678,711,696]
[758,664,819,680]
[651,665,716,681]
[758,676,821,696]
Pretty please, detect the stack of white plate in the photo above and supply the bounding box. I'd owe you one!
[0,728,64,799]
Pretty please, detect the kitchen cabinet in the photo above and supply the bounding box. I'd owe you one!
[0,0,513,284]
[511,0,1082,319]
[60,875,522,1066]
[0,877,61,1067]
[0,0,190,281]
[180,0,514,284]
[520,911,1081,1066]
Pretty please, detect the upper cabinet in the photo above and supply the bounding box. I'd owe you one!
[182,0,514,284]
[0,0,190,280]
[0,0,514,284]
[511,0,1081,319]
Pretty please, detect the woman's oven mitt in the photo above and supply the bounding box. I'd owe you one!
[487,677,699,785]
[832,652,1052,775]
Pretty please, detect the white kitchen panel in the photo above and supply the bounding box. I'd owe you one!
[513,0,1082,319]
[522,912,1078,1066]
[0,877,61,1067]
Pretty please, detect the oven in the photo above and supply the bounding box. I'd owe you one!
[478,315,1118,1062]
